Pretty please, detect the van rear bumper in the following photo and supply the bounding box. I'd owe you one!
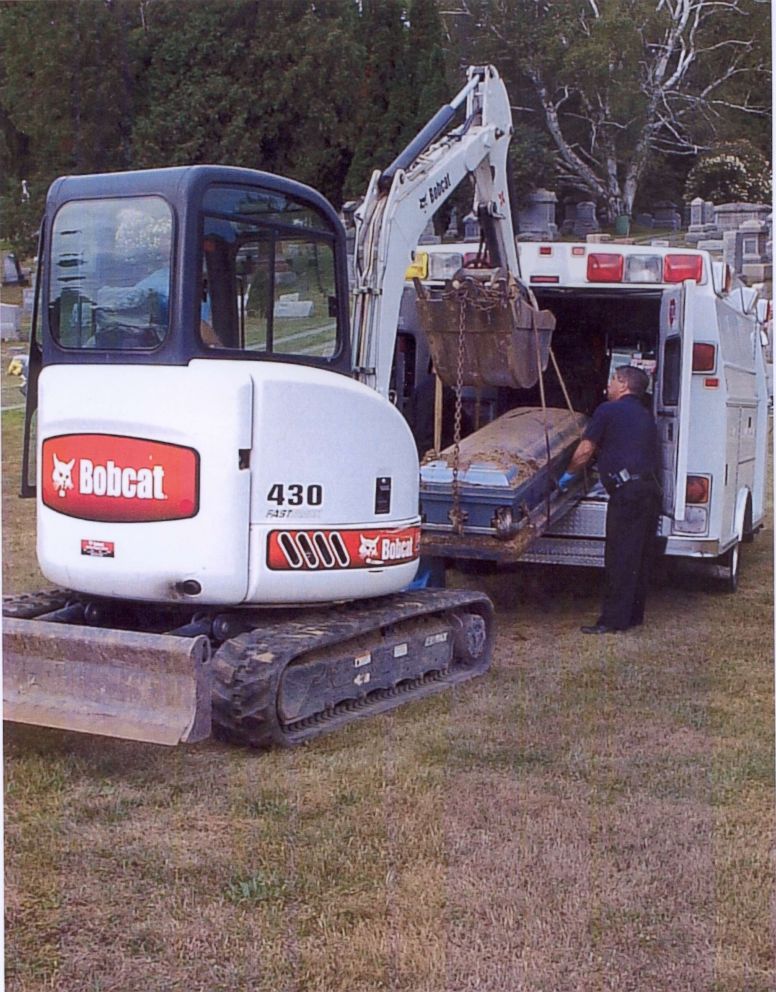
[664,536,729,559]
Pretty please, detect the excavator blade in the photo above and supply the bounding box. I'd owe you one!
[2,618,212,745]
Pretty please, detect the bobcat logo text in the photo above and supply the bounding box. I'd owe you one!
[358,533,415,565]
[77,458,167,501]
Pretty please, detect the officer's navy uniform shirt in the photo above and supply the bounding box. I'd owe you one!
[583,394,658,487]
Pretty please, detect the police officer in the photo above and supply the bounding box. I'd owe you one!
[558,364,659,633]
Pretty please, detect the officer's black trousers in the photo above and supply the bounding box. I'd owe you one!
[599,480,659,630]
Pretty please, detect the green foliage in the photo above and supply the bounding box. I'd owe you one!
[633,155,688,213]
[342,0,410,195]
[0,0,141,251]
[0,0,770,242]
[0,0,136,177]
[0,0,449,219]
[343,0,450,205]
[685,155,750,204]
[0,179,41,260]
[508,126,556,208]
[224,871,291,906]
[131,0,364,205]
[442,0,772,220]
[684,142,772,204]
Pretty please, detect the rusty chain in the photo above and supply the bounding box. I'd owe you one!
[444,272,517,535]
[448,292,467,534]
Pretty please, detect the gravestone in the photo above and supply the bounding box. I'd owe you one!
[573,201,599,237]
[517,189,558,241]
[689,197,704,228]
[274,294,314,318]
[740,218,772,282]
[418,219,441,245]
[723,231,744,276]
[0,303,21,339]
[715,202,771,232]
[463,212,480,241]
[2,253,21,284]
[560,200,577,236]
[653,202,682,231]
[686,197,706,244]
[697,239,725,254]
[741,218,768,260]
[445,207,459,240]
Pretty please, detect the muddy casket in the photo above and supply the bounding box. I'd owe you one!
[420,407,589,556]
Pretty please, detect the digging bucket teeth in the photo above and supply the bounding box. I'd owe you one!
[3,618,212,745]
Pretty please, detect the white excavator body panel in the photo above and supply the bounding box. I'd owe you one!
[37,361,420,605]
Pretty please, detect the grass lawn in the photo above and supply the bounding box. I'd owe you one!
[2,405,774,992]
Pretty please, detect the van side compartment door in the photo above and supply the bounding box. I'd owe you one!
[656,283,694,523]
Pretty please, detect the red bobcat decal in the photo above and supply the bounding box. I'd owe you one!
[42,434,199,522]
[267,526,420,571]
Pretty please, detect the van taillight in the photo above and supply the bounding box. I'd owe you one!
[686,475,710,504]
[664,254,703,283]
[587,253,623,282]
[692,343,715,372]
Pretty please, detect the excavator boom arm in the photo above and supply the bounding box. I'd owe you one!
[351,65,519,397]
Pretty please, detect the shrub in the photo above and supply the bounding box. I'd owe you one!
[685,143,772,204]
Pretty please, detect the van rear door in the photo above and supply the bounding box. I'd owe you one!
[656,283,694,523]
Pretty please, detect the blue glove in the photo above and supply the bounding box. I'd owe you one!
[557,471,576,493]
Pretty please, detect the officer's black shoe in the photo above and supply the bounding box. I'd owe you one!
[580,623,625,634]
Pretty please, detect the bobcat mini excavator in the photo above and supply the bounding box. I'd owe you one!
[3,66,547,748]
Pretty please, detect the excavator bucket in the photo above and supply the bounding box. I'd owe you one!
[3,618,212,745]
[415,269,556,390]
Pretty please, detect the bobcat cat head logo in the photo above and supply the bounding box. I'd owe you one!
[52,453,75,497]
[358,534,381,564]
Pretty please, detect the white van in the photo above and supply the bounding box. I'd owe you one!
[403,241,770,590]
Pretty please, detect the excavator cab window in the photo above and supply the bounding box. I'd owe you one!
[200,184,338,359]
[48,196,172,351]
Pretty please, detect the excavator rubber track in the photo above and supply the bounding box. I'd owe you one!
[3,588,493,749]
[211,589,494,748]
[3,588,73,620]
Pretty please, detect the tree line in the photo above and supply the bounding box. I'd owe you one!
[0,0,770,257]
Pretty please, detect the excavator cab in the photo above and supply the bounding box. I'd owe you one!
[34,167,351,366]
